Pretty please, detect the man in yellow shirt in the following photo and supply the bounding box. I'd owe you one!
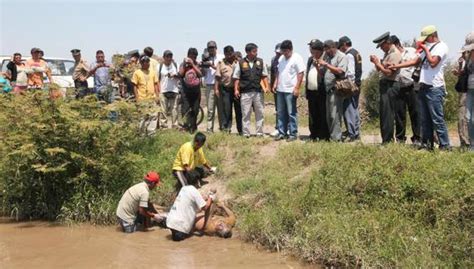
[172,132,213,190]
[131,55,159,101]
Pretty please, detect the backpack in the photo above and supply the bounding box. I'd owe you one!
[182,67,201,88]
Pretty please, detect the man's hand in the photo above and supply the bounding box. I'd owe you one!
[317,59,327,67]
[293,87,300,97]
[369,55,379,64]
[419,43,428,52]
[234,90,240,99]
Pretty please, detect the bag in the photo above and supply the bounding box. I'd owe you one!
[334,78,359,97]
[412,42,439,83]
[455,70,469,93]
[182,68,201,88]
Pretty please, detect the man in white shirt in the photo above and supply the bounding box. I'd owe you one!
[391,25,451,150]
[157,50,180,129]
[166,170,215,241]
[202,41,224,133]
[305,39,330,141]
[272,40,305,141]
[116,171,161,233]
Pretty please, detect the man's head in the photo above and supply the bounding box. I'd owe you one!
[215,221,233,238]
[245,43,258,60]
[234,51,243,61]
[418,25,438,43]
[144,47,154,57]
[96,50,105,63]
[13,53,22,64]
[163,50,173,64]
[207,41,217,57]
[323,40,338,57]
[187,48,199,61]
[140,55,151,70]
[31,48,41,60]
[338,36,352,53]
[223,45,235,62]
[373,32,392,53]
[274,43,282,57]
[280,40,293,59]
[71,49,81,61]
[461,32,474,59]
[193,132,207,150]
[144,171,160,190]
[390,35,402,50]
[308,39,324,59]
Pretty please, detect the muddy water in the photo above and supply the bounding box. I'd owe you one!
[0,220,314,269]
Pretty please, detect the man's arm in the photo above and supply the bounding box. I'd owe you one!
[272,71,279,93]
[390,57,420,70]
[218,203,236,227]
[421,44,442,68]
[293,72,304,97]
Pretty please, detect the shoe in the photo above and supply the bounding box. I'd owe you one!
[438,145,452,152]
[274,135,285,141]
[286,136,297,142]
[244,134,251,138]
[270,130,279,137]
[256,133,264,138]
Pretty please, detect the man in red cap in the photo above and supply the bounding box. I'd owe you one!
[116,171,162,233]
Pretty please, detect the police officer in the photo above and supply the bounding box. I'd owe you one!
[71,49,91,98]
[233,43,269,138]
[369,32,402,143]
[339,36,362,141]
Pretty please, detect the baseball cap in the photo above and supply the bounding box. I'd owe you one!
[140,55,150,62]
[207,41,217,48]
[144,171,160,184]
[163,50,173,57]
[418,25,437,42]
[31,47,41,54]
[274,43,281,53]
[461,32,474,52]
[308,39,324,50]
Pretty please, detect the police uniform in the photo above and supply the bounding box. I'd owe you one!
[71,49,90,97]
[373,32,402,143]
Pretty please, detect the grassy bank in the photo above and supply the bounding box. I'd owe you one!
[0,93,472,267]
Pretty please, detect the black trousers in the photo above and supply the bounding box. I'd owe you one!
[220,87,242,134]
[74,80,90,98]
[307,89,330,141]
[181,88,201,133]
[395,85,421,142]
[379,79,401,143]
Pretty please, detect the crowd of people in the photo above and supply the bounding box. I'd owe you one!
[2,26,474,150]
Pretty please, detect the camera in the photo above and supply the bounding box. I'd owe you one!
[200,48,212,68]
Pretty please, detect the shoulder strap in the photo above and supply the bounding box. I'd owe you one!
[421,42,440,64]
[158,63,163,80]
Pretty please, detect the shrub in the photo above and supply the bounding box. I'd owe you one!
[0,92,144,224]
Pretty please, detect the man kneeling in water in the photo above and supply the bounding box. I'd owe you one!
[166,170,215,241]
[194,201,236,238]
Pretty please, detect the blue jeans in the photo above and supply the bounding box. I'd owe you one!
[277,91,298,138]
[418,84,450,147]
[466,89,474,149]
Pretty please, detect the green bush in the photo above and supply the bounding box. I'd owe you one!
[362,62,459,122]
[0,92,144,224]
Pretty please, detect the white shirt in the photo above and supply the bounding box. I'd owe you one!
[166,185,206,234]
[419,41,449,88]
[116,182,150,224]
[204,54,224,85]
[158,62,179,93]
[276,52,305,93]
[306,64,318,91]
[399,47,418,87]
[345,48,355,82]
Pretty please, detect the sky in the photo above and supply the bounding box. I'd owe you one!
[1,0,473,77]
